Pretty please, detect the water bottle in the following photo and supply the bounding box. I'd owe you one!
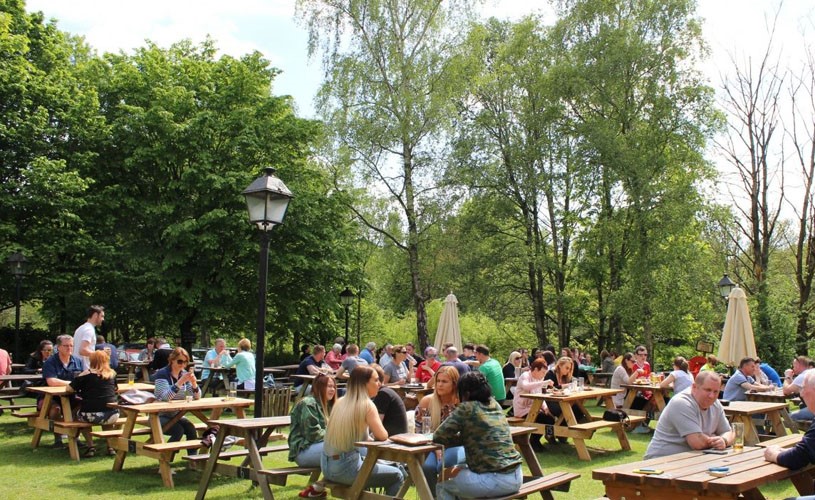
[422,414,432,435]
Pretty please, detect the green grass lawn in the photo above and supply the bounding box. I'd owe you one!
[0,403,800,499]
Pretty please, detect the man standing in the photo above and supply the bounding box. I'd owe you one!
[73,305,104,370]
[723,357,773,401]
[360,342,376,364]
[765,370,815,468]
[43,335,84,447]
[644,371,734,458]
[475,345,506,401]
[202,338,232,395]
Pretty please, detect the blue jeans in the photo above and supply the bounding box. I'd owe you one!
[791,407,814,422]
[321,449,404,496]
[423,445,465,493]
[436,464,522,500]
[159,414,198,455]
[295,441,324,468]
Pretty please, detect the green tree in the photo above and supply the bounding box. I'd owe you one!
[297,0,476,349]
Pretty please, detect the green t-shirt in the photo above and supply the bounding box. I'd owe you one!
[479,357,506,400]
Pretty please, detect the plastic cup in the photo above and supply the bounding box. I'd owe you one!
[228,382,238,400]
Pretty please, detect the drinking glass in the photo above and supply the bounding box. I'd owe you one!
[577,377,584,392]
[185,389,193,403]
[228,382,238,400]
[732,422,744,451]
[127,372,135,386]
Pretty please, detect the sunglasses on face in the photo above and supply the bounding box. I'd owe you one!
[175,359,188,365]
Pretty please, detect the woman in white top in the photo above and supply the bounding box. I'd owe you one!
[320,366,404,495]
[660,356,693,395]
[610,352,643,408]
[513,359,556,448]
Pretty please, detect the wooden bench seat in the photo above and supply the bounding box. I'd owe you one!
[570,415,646,432]
[11,410,38,418]
[0,403,36,411]
[757,433,802,448]
[506,416,526,424]
[258,466,321,486]
[491,472,580,500]
[143,440,205,453]
[92,420,205,439]
[184,444,289,464]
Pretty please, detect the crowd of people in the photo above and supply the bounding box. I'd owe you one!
[10,304,815,500]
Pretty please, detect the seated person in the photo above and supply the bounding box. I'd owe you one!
[324,343,346,371]
[415,347,442,383]
[756,357,782,386]
[659,356,693,397]
[68,350,120,456]
[335,343,368,379]
[24,340,52,374]
[42,334,83,447]
[765,370,815,473]
[153,347,201,453]
[438,346,469,378]
[294,345,332,389]
[415,366,464,493]
[723,357,773,401]
[783,356,812,397]
[382,345,411,384]
[288,373,336,498]
[433,371,522,500]
[320,366,404,495]
[513,359,556,449]
[644,371,734,459]
[699,354,719,373]
[222,338,256,390]
[201,338,232,394]
[371,364,407,435]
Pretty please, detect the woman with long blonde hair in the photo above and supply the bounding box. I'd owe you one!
[415,366,464,492]
[68,349,119,456]
[321,366,403,495]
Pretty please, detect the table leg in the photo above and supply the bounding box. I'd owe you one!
[141,366,150,381]
[113,411,139,471]
[245,430,274,500]
[740,416,761,446]
[201,371,216,395]
[560,401,591,461]
[514,432,543,477]
[346,447,381,500]
[61,395,81,461]
[791,469,815,496]
[405,454,434,500]
[769,410,787,437]
[195,428,228,500]
[31,393,52,448]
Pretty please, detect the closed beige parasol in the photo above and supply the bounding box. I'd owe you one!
[434,292,462,353]
[718,286,757,366]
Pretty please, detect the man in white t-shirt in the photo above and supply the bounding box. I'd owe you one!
[73,305,105,370]
[644,371,734,459]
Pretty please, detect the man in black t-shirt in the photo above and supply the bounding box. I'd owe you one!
[371,364,407,435]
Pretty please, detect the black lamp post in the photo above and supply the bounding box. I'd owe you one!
[6,252,27,362]
[340,287,354,345]
[717,273,737,302]
[243,168,292,417]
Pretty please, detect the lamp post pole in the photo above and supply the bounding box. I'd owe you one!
[340,287,354,346]
[7,252,27,362]
[243,168,292,418]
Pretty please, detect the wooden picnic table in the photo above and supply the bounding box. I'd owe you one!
[200,366,235,395]
[621,382,672,420]
[108,396,253,487]
[387,382,434,400]
[194,415,305,500]
[25,382,154,460]
[746,388,800,432]
[723,400,791,445]
[517,387,637,461]
[589,372,613,388]
[11,363,25,372]
[119,360,150,381]
[330,426,545,500]
[593,446,815,499]
[268,364,300,377]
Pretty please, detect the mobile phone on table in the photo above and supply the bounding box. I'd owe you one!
[632,468,663,475]
[703,449,728,455]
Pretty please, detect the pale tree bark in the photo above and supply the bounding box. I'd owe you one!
[786,46,815,355]
[716,20,785,347]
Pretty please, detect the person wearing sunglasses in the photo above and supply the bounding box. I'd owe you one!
[153,347,201,452]
[382,345,411,385]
